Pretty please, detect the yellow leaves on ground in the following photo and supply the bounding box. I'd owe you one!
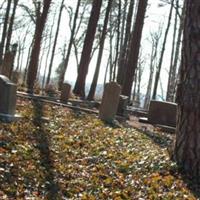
[0,98,199,199]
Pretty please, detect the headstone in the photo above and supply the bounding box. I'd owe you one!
[117,95,129,116]
[0,75,19,122]
[99,82,121,122]
[60,83,71,103]
[148,100,177,127]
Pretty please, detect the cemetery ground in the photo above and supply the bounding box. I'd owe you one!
[0,98,200,200]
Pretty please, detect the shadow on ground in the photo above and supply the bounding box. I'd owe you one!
[32,100,60,199]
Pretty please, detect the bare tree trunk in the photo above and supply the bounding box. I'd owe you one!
[26,0,52,93]
[41,11,57,90]
[87,0,113,100]
[117,0,135,85]
[174,0,200,177]
[22,40,34,85]
[152,0,174,99]
[46,0,65,86]
[38,35,49,79]
[73,0,103,98]
[144,31,161,109]
[0,0,12,67]
[58,0,81,90]
[122,0,148,98]
[103,57,110,86]
[119,0,128,52]
[166,5,178,101]
[19,26,30,72]
[112,0,121,82]
[109,28,114,82]
[167,2,185,101]
[5,0,19,53]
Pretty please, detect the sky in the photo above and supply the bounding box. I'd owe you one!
[61,0,178,97]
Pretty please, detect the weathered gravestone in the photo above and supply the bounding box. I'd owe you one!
[60,83,71,103]
[117,95,129,117]
[0,75,19,122]
[148,100,177,127]
[99,82,121,122]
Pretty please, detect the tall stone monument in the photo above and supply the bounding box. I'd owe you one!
[99,82,121,122]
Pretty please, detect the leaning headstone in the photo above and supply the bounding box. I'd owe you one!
[148,100,177,127]
[0,75,19,122]
[99,82,121,122]
[117,95,129,117]
[60,83,71,103]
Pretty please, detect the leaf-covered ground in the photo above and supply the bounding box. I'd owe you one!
[0,98,200,199]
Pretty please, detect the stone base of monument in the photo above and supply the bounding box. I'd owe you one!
[0,113,21,123]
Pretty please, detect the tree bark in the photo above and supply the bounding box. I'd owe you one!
[174,0,200,177]
[87,0,113,100]
[121,0,148,97]
[73,0,103,98]
[26,0,52,93]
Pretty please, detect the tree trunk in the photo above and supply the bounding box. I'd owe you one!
[174,0,200,177]
[73,0,103,98]
[5,0,19,53]
[152,0,174,99]
[144,34,159,108]
[0,0,12,67]
[167,2,185,102]
[112,0,121,82]
[46,0,65,86]
[117,0,135,85]
[26,0,52,93]
[87,0,113,100]
[121,0,148,97]
[166,0,178,101]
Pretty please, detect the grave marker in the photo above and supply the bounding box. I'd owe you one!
[60,83,71,103]
[99,82,121,122]
[148,100,177,127]
[0,75,19,122]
